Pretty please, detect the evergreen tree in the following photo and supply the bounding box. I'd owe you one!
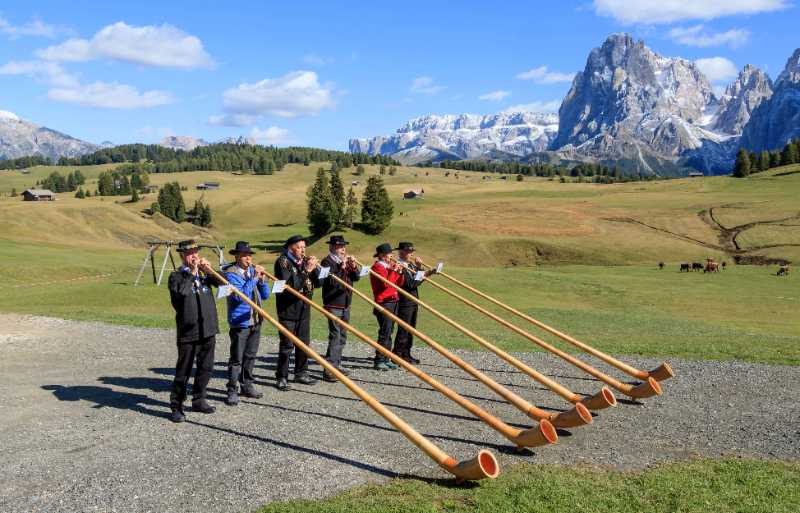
[328,167,345,226]
[343,186,358,228]
[389,166,397,176]
[150,202,161,215]
[200,203,212,227]
[75,188,85,199]
[379,165,386,175]
[733,149,751,177]
[361,175,393,235]
[759,150,771,172]
[781,141,798,165]
[130,188,140,203]
[10,187,17,197]
[770,151,781,168]
[157,182,186,222]
[356,165,365,176]
[307,168,335,236]
[748,151,758,171]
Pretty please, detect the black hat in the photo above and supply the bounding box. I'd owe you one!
[326,234,349,246]
[395,241,415,252]
[229,241,255,255]
[283,234,307,248]
[373,242,393,257]
[176,239,199,253]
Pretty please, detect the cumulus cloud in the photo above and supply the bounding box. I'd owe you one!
[503,100,561,113]
[0,60,79,88]
[250,126,290,145]
[36,21,214,69]
[0,15,69,39]
[694,57,738,82]
[208,114,258,127]
[410,76,445,95]
[593,0,788,24]
[221,70,335,121]
[516,66,575,84]
[48,81,173,109]
[669,25,750,48]
[479,90,511,101]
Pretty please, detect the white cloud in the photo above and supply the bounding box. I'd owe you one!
[669,25,750,48]
[36,21,214,69]
[208,114,258,127]
[301,53,332,67]
[221,70,335,120]
[694,57,738,82]
[516,66,575,84]
[479,90,511,102]
[410,76,445,95]
[250,126,290,145]
[0,60,78,88]
[503,100,561,113]
[48,81,173,109]
[0,15,68,39]
[593,0,788,24]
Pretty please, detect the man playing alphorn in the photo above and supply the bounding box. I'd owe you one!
[370,243,404,371]
[273,235,321,390]
[320,235,361,382]
[167,240,222,423]
[392,241,434,364]
[222,241,270,406]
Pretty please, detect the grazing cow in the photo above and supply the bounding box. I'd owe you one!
[680,263,691,272]
[777,265,790,276]
[658,262,664,270]
[692,262,703,271]
[704,262,719,273]
[722,261,727,270]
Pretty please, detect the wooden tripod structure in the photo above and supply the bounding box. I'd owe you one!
[133,240,226,286]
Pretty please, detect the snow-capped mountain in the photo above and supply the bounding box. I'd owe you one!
[349,111,558,164]
[0,110,98,161]
[159,135,210,151]
[713,64,773,135]
[740,48,800,152]
[219,135,257,146]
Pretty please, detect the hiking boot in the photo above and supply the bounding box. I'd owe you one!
[226,390,240,406]
[170,408,185,423]
[192,399,216,414]
[240,386,263,399]
[294,373,317,386]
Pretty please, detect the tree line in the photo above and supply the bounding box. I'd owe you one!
[37,170,86,192]
[427,159,670,182]
[306,166,392,236]
[56,143,399,175]
[0,155,51,170]
[734,139,800,177]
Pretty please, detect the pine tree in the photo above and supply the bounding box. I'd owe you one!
[200,203,212,227]
[770,151,781,168]
[10,187,17,197]
[781,141,798,165]
[759,150,770,172]
[343,186,358,228]
[130,188,140,202]
[356,165,365,176]
[733,149,751,177]
[75,188,85,199]
[328,167,345,226]
[307,168,335,236]
[361,175,393,234]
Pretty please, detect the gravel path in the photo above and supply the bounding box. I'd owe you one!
[1,314,798,513]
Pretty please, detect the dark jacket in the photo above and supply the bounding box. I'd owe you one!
[397,260,425,306]
[274,252,321,320]
[222,263,270,328]
[321,254,361,309]
[168,266,222,343]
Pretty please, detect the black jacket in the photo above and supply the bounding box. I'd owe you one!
[274,252,321,320]
[398,260,425,306]
[168,267,222,343]
[321,254,361,309]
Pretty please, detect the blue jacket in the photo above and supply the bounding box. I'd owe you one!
[222,263,270,328]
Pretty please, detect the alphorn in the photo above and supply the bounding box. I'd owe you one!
[206,266,499,481]
[382,258,616,411]
[331,267,592,428]
[264,269,557,449]
[419,261,673,383]
[403,262,661,400]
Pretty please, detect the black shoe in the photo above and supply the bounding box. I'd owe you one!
[322,372,338,383]
[406,355,420,364]
[170,408,185,423]
[276,377,290,391]
[239,386,263,399]
[192,399,216,414]
[226,390,239,406]
[294,373,317,385]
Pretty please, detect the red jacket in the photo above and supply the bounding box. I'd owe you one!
[370,261,405,303]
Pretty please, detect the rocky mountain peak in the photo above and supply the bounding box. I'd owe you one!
[776,48,800,85]
[713,65,773,134]
[0,111,98,161]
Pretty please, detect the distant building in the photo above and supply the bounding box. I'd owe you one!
[351,180,360,186]
[688,171,704,178]
[196,182,221,190]
[143,185,159,193]
[403,188,424,199]
[22,189,55,201]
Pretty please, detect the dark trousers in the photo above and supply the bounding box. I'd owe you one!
[393,302,418,356]
[373,302,398,363]
[170,335,216,409]
[325,307,349,370]
[228,325,261,391]
[276,315,310,379]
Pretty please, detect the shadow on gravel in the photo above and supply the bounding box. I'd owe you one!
[190,420,400,478]
[41,384,170,419]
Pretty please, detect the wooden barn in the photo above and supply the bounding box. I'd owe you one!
[196,182,221,190]
[22,189,55,201]
[403,188,425,200]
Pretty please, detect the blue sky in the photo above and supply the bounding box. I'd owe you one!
[0,1,797,150]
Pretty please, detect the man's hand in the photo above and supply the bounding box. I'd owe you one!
[304,256,318,272]
[414,256,424,267]
[198,257,213,273]
[254,264,266,278]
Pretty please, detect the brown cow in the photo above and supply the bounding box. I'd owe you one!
[704,259,720,273]
[777,265,790,276]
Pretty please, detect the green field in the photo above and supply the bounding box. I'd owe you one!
[0,163,798,364]
[255,458,800,513]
